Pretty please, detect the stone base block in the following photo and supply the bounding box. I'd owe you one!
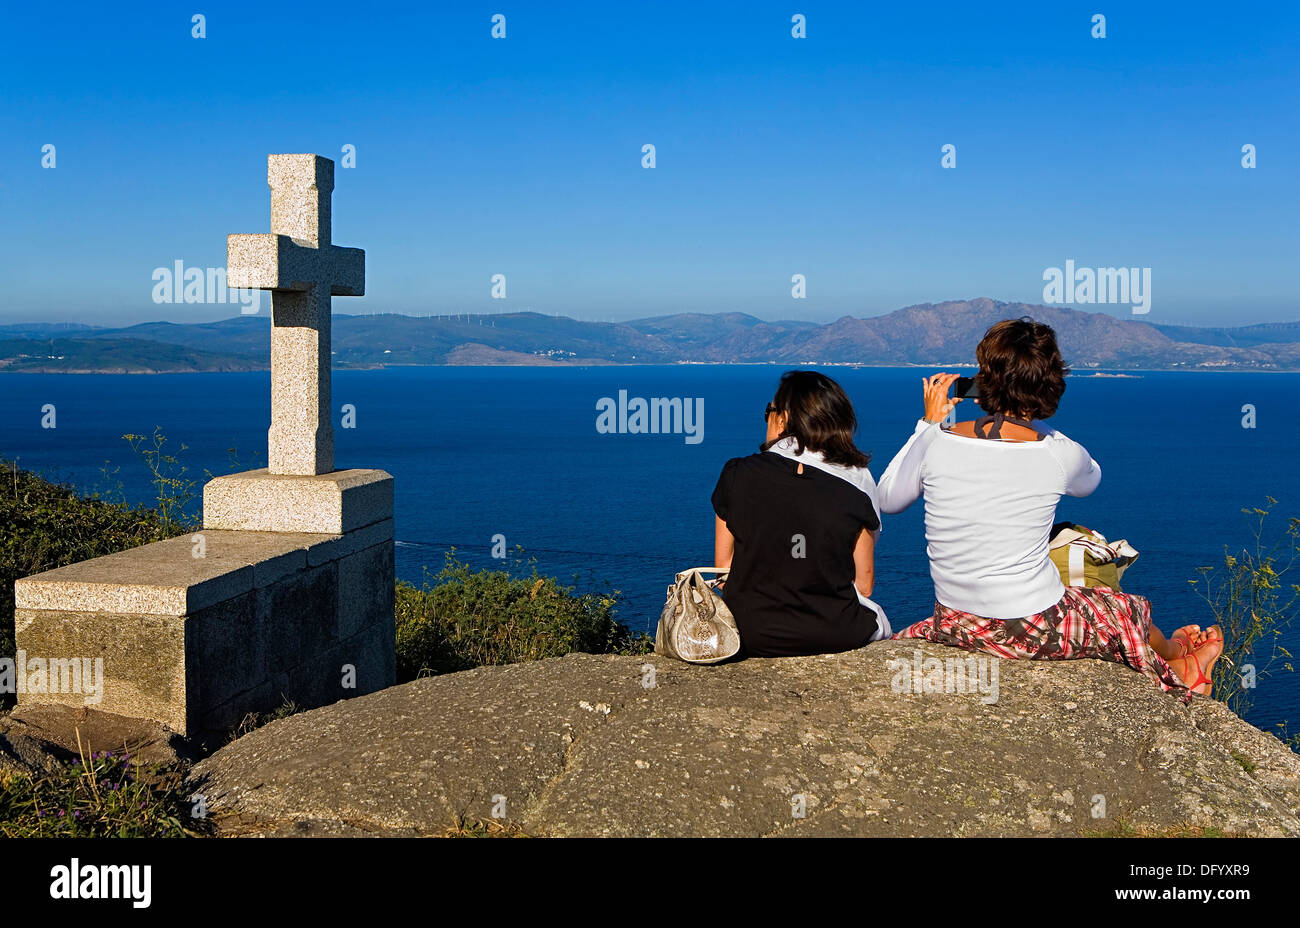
[202,468,393,534]
[14,522,395,736]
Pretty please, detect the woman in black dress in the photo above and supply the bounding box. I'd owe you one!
[712,370,889,657]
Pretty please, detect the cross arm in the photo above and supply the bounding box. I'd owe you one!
[327,246,365,296]
[227,234,365,296]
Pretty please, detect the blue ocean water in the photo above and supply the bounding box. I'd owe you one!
[2,366,1297,734]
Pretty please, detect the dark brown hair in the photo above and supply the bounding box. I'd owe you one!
[762,370,871,468]
[974,317,1070,420]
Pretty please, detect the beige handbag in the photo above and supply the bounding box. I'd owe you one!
[1049,522,1139,590]
[655,567,741,664]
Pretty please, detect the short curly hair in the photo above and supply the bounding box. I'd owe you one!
[974,317,1069,420]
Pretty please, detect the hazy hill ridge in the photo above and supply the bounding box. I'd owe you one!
[3,298,1300,372]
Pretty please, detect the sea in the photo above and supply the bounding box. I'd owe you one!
[2,366,1297,735]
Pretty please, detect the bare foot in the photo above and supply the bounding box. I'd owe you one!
[1169,626,1224,695]
[1171,625,1207,655]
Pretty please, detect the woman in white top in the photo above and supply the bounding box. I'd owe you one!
[877,318,1222,697]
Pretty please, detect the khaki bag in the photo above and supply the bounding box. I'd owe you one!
[655,568,740,664]
[1049,522,1139,591]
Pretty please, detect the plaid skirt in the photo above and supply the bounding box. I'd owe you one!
[894,586,1190,701]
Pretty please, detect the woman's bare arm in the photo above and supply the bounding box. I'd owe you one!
[714,515,734,569]
[853,526,875,597]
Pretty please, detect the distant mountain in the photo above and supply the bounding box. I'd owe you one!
[84,316,272,357]
[625,312,823,361]
[330,312,669,366]
[1151,320,1300,349]
[0,337,264,373]
[0,322,104,339]
[3,300,1300,372]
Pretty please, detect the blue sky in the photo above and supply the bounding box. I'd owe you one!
[2,1,1296,327]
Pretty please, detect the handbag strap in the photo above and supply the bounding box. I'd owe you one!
[1067,545,1086,587]
[675,566,731,582]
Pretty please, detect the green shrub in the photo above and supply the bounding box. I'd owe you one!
[395,553,652,681]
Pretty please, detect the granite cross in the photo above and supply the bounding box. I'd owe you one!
[227,154,365,476]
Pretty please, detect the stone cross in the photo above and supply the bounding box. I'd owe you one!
[227,154,365,476]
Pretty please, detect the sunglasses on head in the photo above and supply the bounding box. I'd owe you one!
[764,402,780,422]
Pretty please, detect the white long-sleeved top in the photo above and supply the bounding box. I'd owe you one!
[877,419,1102,619]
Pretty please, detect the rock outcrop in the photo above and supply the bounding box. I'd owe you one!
[0,704,191,776]
[188,640,1300,837]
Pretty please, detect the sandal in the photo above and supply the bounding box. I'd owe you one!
[1170,625,1202,657]
[1173,653,1212,692]
[1174,626,1224,695]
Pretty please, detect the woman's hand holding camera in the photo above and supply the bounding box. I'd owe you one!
[922,372,963,424]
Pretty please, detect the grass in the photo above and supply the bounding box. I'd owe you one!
[1084,819,1241,838]
[0,733,211,838]
[440,816,532,838]
[225,699,302,743]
